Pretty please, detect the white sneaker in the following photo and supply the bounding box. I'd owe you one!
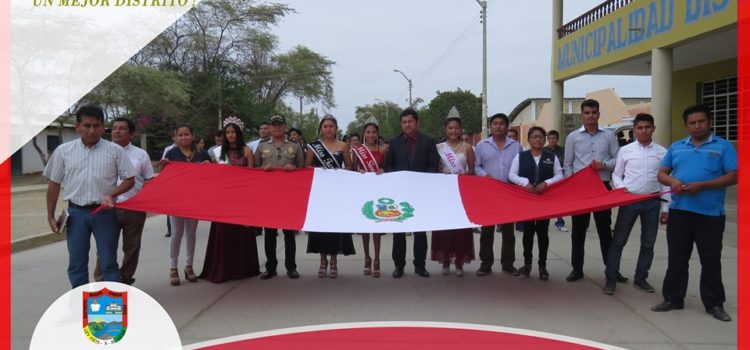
[557,225,569,232]
[442,267,450,275]
[455,269,464,277]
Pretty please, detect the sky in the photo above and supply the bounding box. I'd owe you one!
[272,1,652,129]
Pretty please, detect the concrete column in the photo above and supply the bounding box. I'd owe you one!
[651,48,673,146]
[550,0,564,135]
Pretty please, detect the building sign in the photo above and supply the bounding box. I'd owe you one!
[554,0,735,80]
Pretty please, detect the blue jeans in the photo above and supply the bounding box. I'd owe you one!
[605,198,660,282]
[66,206,121,288]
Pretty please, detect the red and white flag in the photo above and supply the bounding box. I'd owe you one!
[117,162,659,233]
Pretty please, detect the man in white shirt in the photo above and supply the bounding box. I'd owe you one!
[604,113,669,295]
[248,122,270,153]
[92,117,154,285]
[207,128,223,163]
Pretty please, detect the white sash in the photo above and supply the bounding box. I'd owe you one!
[437,142,465,174]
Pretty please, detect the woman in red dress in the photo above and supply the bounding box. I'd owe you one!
[351,119,388,277]
[199,117,260,283]
[431,113,476,276]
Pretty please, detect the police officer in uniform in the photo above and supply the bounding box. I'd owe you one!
[254,114,305,279]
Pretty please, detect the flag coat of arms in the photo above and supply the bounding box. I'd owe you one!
[82,288,128,344]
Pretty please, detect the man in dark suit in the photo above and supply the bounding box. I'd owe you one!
[385,108,440,278]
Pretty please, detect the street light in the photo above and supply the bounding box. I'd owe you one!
[475,0,489,138]
[393,69,413,107]
[374,98,389,122]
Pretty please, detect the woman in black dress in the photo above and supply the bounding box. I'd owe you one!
[305,115,354,278]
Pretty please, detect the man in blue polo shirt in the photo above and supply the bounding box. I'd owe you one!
[651,104,737,322]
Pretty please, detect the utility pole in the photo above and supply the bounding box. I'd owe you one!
[375,98,389,122]
[476,0,488,138]
[218,74,223,129]
[393,69,413,107]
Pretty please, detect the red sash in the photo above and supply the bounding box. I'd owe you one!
[352,145,379,173]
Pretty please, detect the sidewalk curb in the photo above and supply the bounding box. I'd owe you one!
[11,231,65,253]
[11,185,48,195]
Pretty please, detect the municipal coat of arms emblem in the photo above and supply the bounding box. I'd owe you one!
[362,197,415,222]
[82,288,127,345]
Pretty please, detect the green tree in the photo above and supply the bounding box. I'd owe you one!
[421,88,482,139]
[345,101,403,140]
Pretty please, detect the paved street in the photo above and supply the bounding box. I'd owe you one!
[11,212,738,349]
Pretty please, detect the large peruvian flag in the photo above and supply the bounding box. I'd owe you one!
[116,162,660,233]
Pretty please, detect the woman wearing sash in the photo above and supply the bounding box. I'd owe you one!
[199,117,260,283]
[160,125,211,286]
[351,118,388,277]
[305,115,355,278]
[508,126,564,280]
[431,110,476,276]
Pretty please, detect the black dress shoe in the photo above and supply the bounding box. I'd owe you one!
[415,268,430,278]
[286,270,299,279]
[633,279,655,293]
[651,300,684,312]
[603,280,616,295]
[260,270,277,280]
[164,232,171,237]
[615,272,629,283]
[566,271,584,282]
[392,267,404,278]
[475,267,492,276]
[501,266,518,275]
[706,306,731,322]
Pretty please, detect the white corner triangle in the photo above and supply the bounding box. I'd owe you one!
[7,0,203,162]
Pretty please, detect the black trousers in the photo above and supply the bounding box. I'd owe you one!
[662,209,726,309]
[479,223,515,270]
[392,232,427,270]
[570,181,613,273]
[522,219,550,265]
[264,228,297,271]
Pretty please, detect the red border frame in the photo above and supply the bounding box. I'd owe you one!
[737,0,748,348]
[0,0,11,346]
[0,2,745,350]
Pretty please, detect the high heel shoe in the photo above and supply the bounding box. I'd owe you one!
[170,268,180,286]
[364,257,372,276]
[372,259,380,278]
[455,264,464,277]
[318,259,328,278]
[329,260,338,278]
[184,265,198,283]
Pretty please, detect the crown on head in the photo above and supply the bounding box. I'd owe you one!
[364,115,379,126]
[446,106,461,120]
[223,115,244,130]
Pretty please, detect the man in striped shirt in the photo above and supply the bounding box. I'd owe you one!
[44,105,136,288]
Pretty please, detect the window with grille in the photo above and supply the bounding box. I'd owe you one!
[701,77,737,141]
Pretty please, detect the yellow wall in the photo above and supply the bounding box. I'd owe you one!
[670,58,737,142]
[555,0,736,80]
